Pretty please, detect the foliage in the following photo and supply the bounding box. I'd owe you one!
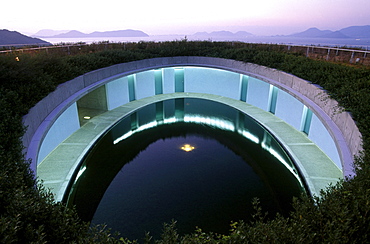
[0,41,370,242]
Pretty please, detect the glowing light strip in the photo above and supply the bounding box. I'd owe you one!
[261,142,302,184]
[238,129,260,144]
[113,115,261,147]
[114,131,133,144]
[163,117,178,124]
[113,121,158,144]
[75,166,86,182]
[184,115,235,131]
[137,121,158,131]
[114,115,236,144]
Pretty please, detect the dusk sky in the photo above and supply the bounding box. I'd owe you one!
[3,0,370,36]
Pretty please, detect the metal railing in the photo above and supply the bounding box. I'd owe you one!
[1,41,369,64]
[0,43,87,54]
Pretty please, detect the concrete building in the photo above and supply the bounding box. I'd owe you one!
[22,57,362,201]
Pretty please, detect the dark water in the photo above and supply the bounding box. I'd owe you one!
[65,98,305,240]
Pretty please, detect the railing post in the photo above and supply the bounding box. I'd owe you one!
[326,48,331,61]
[350,51,355,63]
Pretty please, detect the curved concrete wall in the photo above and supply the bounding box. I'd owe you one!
[23,57,362,178]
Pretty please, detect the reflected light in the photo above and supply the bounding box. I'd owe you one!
[261,141,302,186]
[238,129,260,144]
[181,144,195,152]
[184,115,235,131]
[83,116,91,120]
[114,115,260,145]
[75,166,86,182]
[114,121,158,144]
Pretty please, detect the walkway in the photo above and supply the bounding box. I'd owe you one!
[37,93,343,202]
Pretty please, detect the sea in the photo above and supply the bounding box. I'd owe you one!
[40,35,370,50]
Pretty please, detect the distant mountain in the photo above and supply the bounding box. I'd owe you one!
[206,31,236,37]
[320,31,350,39]
[290,27,334,38]
[89,30,149,37]
[290,25,370,39]
[193,30,253,37]
[45,29,149,38]
[0,29,51,46]
[33,29,70,37]
[235,31,254,37]
[51,30,87,38]
[339,25,370,38]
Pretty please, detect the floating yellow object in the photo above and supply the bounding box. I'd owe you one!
[180,144,195,152]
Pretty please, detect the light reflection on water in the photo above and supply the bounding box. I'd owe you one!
[65,98,305,240]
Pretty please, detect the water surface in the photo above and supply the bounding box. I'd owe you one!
[66,98,305,240]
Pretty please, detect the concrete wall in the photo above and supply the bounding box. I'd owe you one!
[135,71,156,100]
[309,113,341,166]
[162,68,175,94]
[275,89,305,131]
[37,103,80,164]
[246,77,271,111]
[23,57,362,177]
[184,67,241,100]
[106,76,130,110]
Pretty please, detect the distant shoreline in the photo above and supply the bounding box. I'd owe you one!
[40,35,370,48]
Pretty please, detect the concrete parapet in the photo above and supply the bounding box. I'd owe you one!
[334,112,363,155]
[83,70,100,87]
[277,72,294,88]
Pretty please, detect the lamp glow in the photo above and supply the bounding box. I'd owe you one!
[181,144,195,152]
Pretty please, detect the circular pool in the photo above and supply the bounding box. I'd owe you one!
[65,98,305,240]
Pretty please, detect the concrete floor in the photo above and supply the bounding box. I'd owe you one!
[37,93,343,202]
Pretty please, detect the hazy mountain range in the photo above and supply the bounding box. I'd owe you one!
[31,25,370,40]
[288,26,370,39]
[1,25,369,46]
[195,26,370,39]
[33,29,149,38]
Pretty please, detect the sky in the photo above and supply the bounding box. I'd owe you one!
[2,0,370,36]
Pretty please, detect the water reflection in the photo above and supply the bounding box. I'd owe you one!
[65,98,306,240]
[112,98,299,181]
[180,144,195,152]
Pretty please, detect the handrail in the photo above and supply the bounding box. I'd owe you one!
[1,41,369,53]
[0,43,87,53]
[290,44,369,54]
[1,41,369,64]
